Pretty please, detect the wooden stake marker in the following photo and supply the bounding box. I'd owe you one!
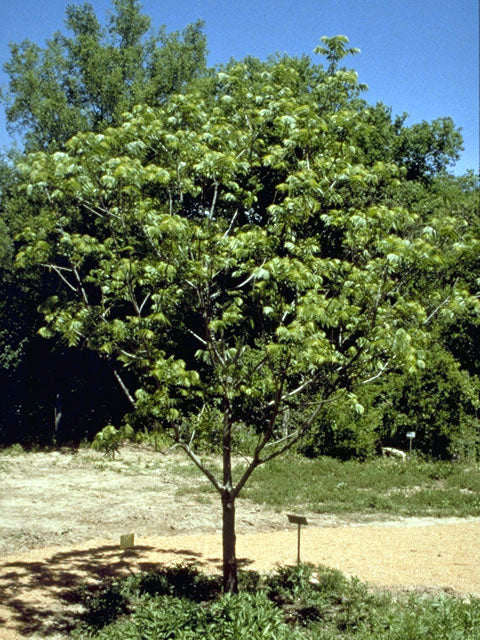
[287,514,308,564]
[120,533,135,549]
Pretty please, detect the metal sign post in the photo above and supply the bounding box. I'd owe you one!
[287,514,308,564]
[406,431,416,455]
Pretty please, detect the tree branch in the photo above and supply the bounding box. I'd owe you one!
[222,208,239,238]
[71,263,90,306]
[177,440,223,493]
[235,259,266,289]
[361,361,390,385]
[104,358,137,408]
[423,283,457,325]
[41,263,77,292]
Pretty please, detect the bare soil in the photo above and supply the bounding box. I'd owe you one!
[0,445,479,639]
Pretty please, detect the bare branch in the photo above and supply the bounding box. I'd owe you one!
[362,361,390,385]
[103,358,136,408]
[80,200,121,219]
[139,293,151,314]
[187,328,207,346]
[268,376,315,405]
[71,263,89,306]
[41,263,77,292]
[235,259,266,289]
[423,284,457,325]
[210,182,219,218]
[222,208,239,238]
[264,428,300,449]
[178,441,223,493]
[80,201,105,219]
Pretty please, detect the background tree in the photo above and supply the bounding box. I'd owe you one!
[16,38,478,590]
[0,153,133,445]
[0,0,208,443]
[1,0,207,151]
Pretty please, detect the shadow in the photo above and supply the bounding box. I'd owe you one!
[207,556,255,571]
[0,541,245,638]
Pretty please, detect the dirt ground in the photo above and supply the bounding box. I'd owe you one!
[1,445,479,639]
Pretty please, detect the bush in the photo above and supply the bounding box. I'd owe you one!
[78,580,130,630]
[73,564,480,639]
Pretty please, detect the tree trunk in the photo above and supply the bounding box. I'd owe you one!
[221,401,238,593]
[222,489,238,593]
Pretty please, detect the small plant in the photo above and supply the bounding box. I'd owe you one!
[0,443,24,456]
[135,564,221,602]
[91,425,133,459]
[72,564,480,639]
[78,580,129,630]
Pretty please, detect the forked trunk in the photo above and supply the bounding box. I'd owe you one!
[222,489,238,593]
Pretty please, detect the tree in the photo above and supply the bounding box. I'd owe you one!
[0,0,208,443]
[350,102,463,184]
[0,154,132,445]
[1,0,207,151]
[16,39,478,591]
[379,345,480,458]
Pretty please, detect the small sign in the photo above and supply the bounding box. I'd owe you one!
[287,514,308,525]
[120,533,135,549]
[406,432,416,439]
[287,514,308,564]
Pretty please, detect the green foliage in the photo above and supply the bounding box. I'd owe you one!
[378,346,480,459]
[299,386,384,460]
[0,442,25,455]
[73,564,480,639]
[79,579,130,630]
[0,0,207,446]
[91,423,133,458]
[10,26,479,590]
[16,49,476,458]
[351,103,464,183]
[132,564,220,601]
[1,0,207,151]
[240,455,480,517]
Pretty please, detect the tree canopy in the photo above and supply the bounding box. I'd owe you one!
[15,36,479,590]
[1,0,207,151]
[0,0,209,443]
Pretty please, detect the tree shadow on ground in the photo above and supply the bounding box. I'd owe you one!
[0,542,238,637]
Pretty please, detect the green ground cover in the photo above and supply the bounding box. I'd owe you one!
[178,455,480,518]
[73,563,480,639]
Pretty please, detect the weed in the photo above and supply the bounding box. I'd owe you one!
[0,443,24,456]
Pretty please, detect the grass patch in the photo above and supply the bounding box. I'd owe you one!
[239,456,480,518]
[72,563,480,639]
[0,443,25,456]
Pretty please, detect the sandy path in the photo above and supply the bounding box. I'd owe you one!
[1,519,479,640]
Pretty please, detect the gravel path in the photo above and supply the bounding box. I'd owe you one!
[1,519,479,639]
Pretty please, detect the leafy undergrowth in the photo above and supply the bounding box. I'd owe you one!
[238,456,480,518]
[72,563,480,639]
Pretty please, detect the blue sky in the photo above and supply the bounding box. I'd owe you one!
[0,0,478,174]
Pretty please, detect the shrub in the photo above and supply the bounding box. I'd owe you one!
[73,564,480,639]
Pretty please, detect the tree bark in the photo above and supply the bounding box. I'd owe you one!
[222,489,238,593]
[221,402,238,593]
